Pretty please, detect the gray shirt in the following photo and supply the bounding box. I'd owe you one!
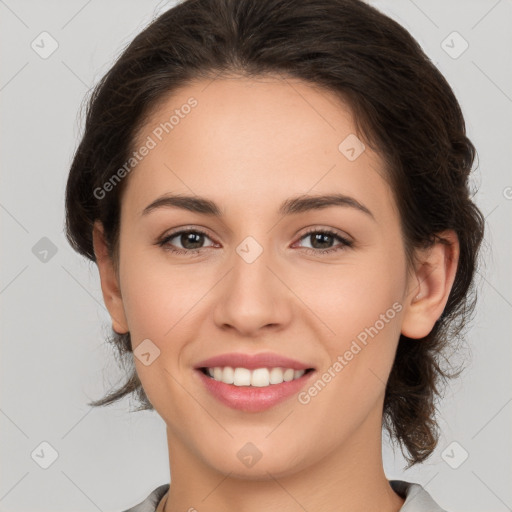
[121,480,448,512]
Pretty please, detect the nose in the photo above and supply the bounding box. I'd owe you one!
[212,243,292,337]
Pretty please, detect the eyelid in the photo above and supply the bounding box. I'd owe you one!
[296,225,353,243]
[159,224,214,238]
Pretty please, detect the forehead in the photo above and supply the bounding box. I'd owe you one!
[123,76,396,224]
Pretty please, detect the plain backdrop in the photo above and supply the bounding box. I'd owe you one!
[1,1,511,511]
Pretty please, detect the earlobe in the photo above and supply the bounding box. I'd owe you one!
[401,230,460,339]
[92,220,129,334]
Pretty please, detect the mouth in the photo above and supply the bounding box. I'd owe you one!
[194,366,317,412]
[192,351,317,412]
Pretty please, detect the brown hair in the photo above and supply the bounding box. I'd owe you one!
[65,0,485,467]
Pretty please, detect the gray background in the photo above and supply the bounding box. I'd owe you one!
[1,0,511,511]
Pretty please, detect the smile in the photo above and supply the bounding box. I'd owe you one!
[195,367,316,412]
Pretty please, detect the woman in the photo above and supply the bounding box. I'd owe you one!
[64,0,485,510]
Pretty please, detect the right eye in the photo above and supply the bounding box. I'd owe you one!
[158,228,217,255]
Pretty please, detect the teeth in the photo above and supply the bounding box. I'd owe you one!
[204,367,307,386]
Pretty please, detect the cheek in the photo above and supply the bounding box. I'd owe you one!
[117,243,190,343]
[306,238,406,399]
[299,245,406,340]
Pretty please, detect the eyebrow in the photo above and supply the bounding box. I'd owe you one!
[141,192,375,220]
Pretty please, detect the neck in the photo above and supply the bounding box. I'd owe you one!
[162,405,404,512]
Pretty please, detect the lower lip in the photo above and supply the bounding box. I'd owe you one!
[194,369,316,412]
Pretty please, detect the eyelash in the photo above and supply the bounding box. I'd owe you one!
[157,227,353,256]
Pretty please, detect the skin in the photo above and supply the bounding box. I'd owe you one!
[92,76,459,512]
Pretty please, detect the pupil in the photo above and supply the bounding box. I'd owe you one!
[182,232,203,249]
[312,233,332,249]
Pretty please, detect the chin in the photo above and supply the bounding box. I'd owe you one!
[202,445,310,480]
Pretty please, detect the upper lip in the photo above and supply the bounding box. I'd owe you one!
[194,352,315,371]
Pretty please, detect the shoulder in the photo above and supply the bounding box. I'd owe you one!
[119,484,170,512]
[390,480,449,512]
[119,480,448,512]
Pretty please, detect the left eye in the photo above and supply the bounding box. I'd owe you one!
[295,229,353,254]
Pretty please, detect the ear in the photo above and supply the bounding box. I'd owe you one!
[92,220,129,334]
[401,230,460,339]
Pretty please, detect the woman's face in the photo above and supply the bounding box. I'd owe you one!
[101,76,419,477]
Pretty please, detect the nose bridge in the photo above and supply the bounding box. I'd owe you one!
[234,236,273,291]
[230,235,278,306]
[213,233,289,334]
